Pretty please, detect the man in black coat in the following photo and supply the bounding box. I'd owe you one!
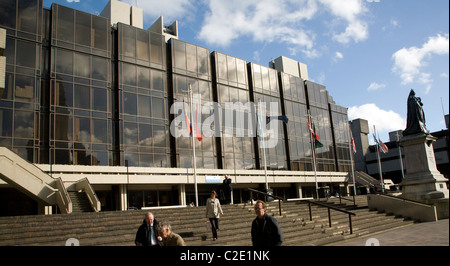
[222,175,233,204]
[135,212,162,246]
[251,200,283,246]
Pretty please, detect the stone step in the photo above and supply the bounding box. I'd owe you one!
[0,196,416,246]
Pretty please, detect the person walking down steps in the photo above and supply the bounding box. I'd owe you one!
[205,190,223,241]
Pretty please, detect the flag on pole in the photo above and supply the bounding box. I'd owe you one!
[184,100,192,136]
[256,113,263,145]
[195,104,202,142]
[373,134,388,153]
[351,132,357,153]
[378,138,388,153]
[266,115,289,124]
[307,119,323,148]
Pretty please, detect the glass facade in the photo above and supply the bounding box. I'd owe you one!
[50,4,112,166]
[0,0,42,162]
[0,1,351,175]
[169,38,217,169]
[249,63,287,170]
[305,81,336,172]
[212,52,255,170]
[118,23,169,167]
[280,72,312,171]
[330,103,352,172]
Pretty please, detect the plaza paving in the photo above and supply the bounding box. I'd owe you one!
[329,219,449,246]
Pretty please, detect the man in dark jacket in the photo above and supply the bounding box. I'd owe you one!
[251,200,283,246]
[222,175,233,204]
[135,212,162,246]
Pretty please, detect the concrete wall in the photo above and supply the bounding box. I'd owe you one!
[100,0,143,29]
[368,194,438,222]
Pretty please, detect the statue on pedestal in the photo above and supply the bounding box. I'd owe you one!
[403,89,429,136]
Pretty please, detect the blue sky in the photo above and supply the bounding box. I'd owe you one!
[44,0,449,143]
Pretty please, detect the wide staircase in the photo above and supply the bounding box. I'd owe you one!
[0,195,417,246]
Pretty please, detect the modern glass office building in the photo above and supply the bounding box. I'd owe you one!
[0,0,352,213]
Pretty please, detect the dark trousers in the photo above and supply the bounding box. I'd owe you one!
[209,218,219,239]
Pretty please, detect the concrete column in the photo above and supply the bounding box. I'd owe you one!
[179,184,186,206]
[120,184,128,211]
[296,183,303,199]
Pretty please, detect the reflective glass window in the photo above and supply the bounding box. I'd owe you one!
[123,122,138,145]
[92,56,108,81]
[16,40,36,69]
[75,11,91,46]
[14,75,34,103]
[138,124,152,146]
[55,81,73,107]
[56,49,73,75]
[122,63,136,86]
[74,53,90,78]
[137,67,150,88]
[198,47,209,75]
[92,87,107,112]
[227,55,237,83]
[0,0,16,28]
[174,41,186,70]
[92,118,108,143]
[74,117,90,142]
[74,84,90,110]
[92,16,108,50]
[18,0,38,34]
[57,5,74,43]
[150,33,163,65]
[55,149,72,164]
[186,43,197,73]
[153,126,166,147]
[151,70,164,91]
[14,110,34,138]
[136,30,149,61]
[236,59,247,85]
[253,64,262,89]
[123,92,137,115]
[151,97,164,119]
[122,25,136,58]
[217,53,227,81]
[54,115,72,141]
[138,95,151,117]
[0,109,13,137]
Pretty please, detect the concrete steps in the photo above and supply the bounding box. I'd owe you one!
[0,196,416,246]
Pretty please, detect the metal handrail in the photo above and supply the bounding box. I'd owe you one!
[248,188,285,216]
[301,200,356,234]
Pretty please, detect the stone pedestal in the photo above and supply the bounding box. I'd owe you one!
[399,133,449,201]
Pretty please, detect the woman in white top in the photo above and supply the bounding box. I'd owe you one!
[205,190,223,240]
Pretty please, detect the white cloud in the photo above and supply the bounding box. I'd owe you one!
[392,34,449,85]
[367,82,386,92]
[121,0,193,22]
[198,0,369,56]
[319,0,369,44]
[66,0,80,2]
[348,103,406,141]
[334,51,344,61]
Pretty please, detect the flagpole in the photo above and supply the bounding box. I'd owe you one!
[189,84,199,207]
[307,111,319,200]
[347,122,357,205]
[373,125,385,193]
[257,100,269,191]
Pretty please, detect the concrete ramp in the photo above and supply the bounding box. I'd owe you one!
[0,147,70,212]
